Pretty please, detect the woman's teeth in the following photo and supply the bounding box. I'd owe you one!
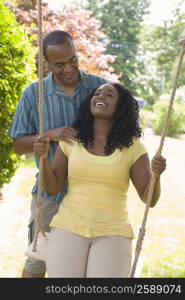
[96,101,106,107]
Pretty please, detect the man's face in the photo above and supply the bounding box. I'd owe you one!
[46,38,79,85]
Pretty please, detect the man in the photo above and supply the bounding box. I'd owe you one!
[9,30,109,278]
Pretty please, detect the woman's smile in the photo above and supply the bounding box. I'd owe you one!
[95,101,106,107]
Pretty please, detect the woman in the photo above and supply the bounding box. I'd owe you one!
[34,83,166,278]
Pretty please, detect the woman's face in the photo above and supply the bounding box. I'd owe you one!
[90,84,119,119]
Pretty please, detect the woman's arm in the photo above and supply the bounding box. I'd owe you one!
[130,153,166,207]
[33,137,68,196]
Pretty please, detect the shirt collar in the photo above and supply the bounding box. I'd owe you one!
[44,72,55,96]
[44,70,93,96]
[78,70,93,88]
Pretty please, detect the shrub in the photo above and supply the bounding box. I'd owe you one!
[175,85,185,105]
[0,0,36,188]
[153,98,185,137]
[139,109,156,130]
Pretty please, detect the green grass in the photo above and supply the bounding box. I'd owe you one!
[142,256,185,277]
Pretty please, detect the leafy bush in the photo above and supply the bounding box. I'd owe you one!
[0,0,36,188]
[175,85,185,105]
[139,109,156,130]
[153,98,185,137]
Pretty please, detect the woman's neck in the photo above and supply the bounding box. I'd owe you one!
[86,120,112,154]
[93,119,112,140]
[86,120,113,156]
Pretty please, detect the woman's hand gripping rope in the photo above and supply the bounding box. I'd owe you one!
[33,136,50,158]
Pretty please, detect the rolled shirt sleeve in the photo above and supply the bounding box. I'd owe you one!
[9,87,37,139]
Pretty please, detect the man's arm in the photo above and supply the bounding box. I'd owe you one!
[13,126,77,155]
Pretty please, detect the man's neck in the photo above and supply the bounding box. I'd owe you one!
[54,72,79,87]
[53,74,79,98]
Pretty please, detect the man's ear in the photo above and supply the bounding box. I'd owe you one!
[44,59,50,76]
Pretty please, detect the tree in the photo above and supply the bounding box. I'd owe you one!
[8,0,119,81]
[0,0,36,189]
[85,0,150,93]
[139,7,185,105]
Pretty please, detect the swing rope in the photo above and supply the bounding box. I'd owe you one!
[130,38,185,278]
[32,0,45,252]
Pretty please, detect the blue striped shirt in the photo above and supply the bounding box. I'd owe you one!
[9,70,109,203]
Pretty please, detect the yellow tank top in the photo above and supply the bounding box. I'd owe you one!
[50,139,147,238]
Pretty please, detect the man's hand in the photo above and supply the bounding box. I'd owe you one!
[45,126,77,144]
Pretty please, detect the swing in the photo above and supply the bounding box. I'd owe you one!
[25,0,46,260]
[25,0,185,276]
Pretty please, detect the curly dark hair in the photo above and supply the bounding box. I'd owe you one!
[73,83,143,155]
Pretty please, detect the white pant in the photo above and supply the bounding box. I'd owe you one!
[46,228,132,278]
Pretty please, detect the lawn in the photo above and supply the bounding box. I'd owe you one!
[0,129,185,278]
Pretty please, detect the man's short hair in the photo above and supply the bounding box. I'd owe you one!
[43,30,73,58]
